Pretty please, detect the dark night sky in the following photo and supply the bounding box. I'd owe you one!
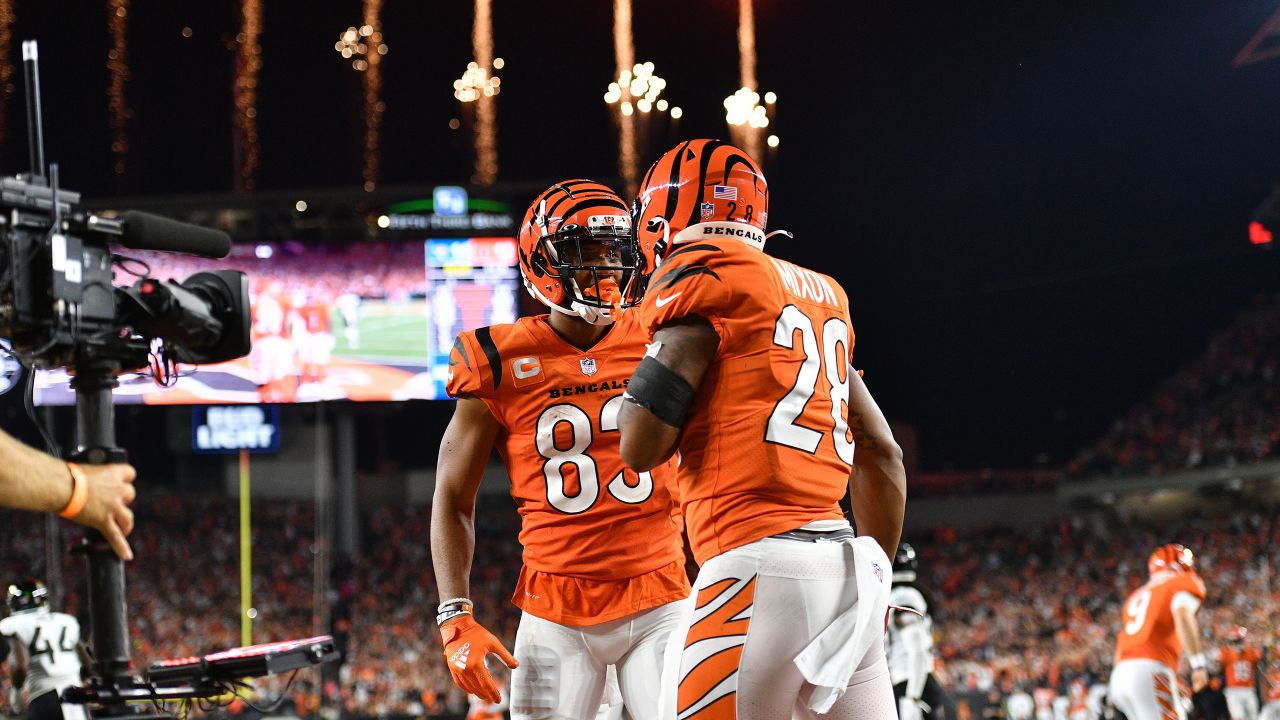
[4,1,1280,471]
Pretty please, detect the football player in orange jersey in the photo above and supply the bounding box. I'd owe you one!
[430,180,691,719]
[1108,544,1208,720]
[616,139,907,719]
[1258,657,1280,720]
[1218,626,1262,720]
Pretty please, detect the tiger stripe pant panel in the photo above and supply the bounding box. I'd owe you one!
[1109,659,1185,720]
[662,536,896,720]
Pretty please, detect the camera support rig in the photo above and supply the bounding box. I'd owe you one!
[0,41,337,718]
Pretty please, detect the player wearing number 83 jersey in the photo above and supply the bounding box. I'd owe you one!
[432,180,690,720]
[447,314,686,600]
[618,140,907,719]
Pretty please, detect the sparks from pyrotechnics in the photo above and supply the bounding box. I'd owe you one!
[0,0,14,159]
[460,0,499,185]
[107,0,130,179]
[723,0,776,160]
[335,5,389,191]
[608,0,680,195]
[235,0,262,191]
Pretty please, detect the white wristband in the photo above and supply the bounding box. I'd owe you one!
[437,597,473,613]
[1189,653,1207,670]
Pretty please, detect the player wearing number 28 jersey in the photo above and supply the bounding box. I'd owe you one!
[617,139,907,720]
[1110,544,1208,720]
[431,180,690,720]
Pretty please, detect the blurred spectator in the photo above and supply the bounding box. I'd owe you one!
[3,494,1275,718]
[1071,294,1280,477]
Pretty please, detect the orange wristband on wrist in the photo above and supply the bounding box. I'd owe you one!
[59,462,88,518]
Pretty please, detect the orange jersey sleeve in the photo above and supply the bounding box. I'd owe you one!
[446,331,497,399]
[1115,571,1206,669]
[446,315,687,624]
[634,240,855,564]
[636,241,737,339]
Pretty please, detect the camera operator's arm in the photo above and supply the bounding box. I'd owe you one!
[0,429,137,560]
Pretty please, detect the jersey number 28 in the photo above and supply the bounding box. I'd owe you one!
[766,306,854,464]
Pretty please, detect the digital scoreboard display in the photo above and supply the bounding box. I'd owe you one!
[33,237,519,405]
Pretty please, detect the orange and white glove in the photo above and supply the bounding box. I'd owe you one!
[440,614,518,704]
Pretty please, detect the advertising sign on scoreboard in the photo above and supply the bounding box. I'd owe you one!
[192,405,281,454]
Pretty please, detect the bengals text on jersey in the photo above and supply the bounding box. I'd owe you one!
[1115,569,1207,669]
[447,311,687,625]
[631,236,856,564]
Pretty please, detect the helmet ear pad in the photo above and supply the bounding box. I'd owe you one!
[520,240,568,307]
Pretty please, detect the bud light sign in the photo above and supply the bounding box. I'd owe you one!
[193,405,280,454]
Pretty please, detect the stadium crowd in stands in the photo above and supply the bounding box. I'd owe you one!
[0,494,522,718]
[2,493,1276,719]
[1071,293,1280,477]
[913,511,1278,706]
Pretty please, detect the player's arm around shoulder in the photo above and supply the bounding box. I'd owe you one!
[847,368,906,559]
[618,315,720,472]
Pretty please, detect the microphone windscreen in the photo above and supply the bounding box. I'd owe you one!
[120,211,232,259]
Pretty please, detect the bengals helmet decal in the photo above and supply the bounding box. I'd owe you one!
[634,139,769,264]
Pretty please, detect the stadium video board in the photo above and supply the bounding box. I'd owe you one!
[32,237,518,404]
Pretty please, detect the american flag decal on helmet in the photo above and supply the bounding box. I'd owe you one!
[713,185,738,200]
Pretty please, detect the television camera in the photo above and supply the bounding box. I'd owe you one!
[0,41,336,718]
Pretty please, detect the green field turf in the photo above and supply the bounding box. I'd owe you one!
[331,301,433,363]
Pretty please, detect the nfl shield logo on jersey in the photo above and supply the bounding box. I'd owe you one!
[579,358,598,377]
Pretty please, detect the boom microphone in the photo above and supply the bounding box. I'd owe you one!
[117,210,233,259]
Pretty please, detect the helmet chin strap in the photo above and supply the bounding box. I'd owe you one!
[527,278,617,326]
[571,302,616,326]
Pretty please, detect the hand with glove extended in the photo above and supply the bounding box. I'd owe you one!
[440,614,519,704]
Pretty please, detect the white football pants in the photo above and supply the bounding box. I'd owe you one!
[511,599,691,720]
[661,534,897,720]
